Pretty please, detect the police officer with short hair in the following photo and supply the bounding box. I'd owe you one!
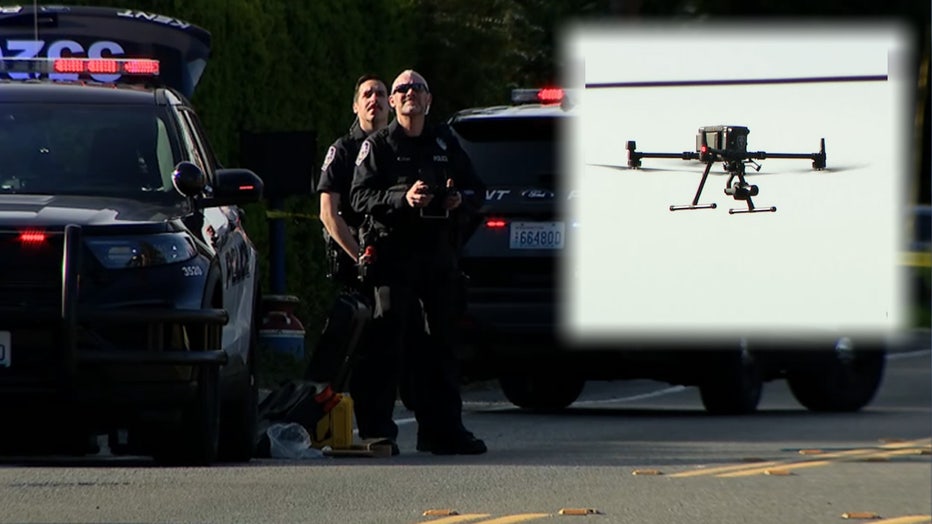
[351,69,487,455]
[304,73,389,417]
[317,73,389,287]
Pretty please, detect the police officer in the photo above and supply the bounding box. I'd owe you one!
[351,69,487,455]
[304,74,388,412]
[317,73,389,286]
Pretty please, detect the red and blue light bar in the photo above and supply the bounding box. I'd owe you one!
[1,57,160,77]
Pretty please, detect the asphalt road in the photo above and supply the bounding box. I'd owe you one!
[0,334,929,524]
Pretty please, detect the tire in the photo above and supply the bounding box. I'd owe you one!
[787,338,886,412]
[499,373,585,411]
[698,349,763,415]
[154,364,221,466]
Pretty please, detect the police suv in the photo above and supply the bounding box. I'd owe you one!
[0,6,262,464]
[449,87,886,414]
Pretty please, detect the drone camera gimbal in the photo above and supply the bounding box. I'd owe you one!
[626,126,827,214]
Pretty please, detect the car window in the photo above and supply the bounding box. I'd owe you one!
[451,116,558,188]
[0,103,180,198]
[174,108,216,185]
[180,109,221,171]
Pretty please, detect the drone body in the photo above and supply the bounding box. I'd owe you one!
[626,125,827,214]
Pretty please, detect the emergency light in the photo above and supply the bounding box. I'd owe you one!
[0,57,160,78]
[511,87,564,105]
[18,229,47,247]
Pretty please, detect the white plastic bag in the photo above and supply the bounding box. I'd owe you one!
[266,422,325,459]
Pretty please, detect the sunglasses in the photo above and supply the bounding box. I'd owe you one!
[392,82,429,95]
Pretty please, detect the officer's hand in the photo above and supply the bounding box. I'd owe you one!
[406,180,434,208]
[443,178,461,210]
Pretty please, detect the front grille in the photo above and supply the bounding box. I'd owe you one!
[0,230,63,310]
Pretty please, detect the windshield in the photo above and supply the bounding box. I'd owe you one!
[451,116,559,188]
[0,103,182,199]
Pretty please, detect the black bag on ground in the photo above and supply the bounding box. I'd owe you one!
[304,290,372,391]
[254,379,338,457]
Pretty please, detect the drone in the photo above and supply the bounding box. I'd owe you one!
[626,125,827,214]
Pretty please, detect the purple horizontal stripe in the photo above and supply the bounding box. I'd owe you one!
[586,75,888,88]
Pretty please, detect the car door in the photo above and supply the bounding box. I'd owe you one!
[175,106,257,366]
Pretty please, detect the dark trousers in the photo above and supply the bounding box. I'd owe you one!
[349,270,466,441]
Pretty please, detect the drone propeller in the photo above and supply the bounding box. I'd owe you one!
[772,162,866,175]
[586,162,699,174]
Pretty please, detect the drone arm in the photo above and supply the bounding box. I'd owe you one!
[746,138,827,169]
[626,140,699,168]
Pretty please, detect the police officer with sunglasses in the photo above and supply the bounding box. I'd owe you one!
[351,69,487,455]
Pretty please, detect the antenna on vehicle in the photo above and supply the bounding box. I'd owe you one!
[32,0,38,41]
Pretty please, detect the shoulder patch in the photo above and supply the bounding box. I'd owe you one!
[321,146,336,171]
[436,137,447,151]
[355,140,371,166]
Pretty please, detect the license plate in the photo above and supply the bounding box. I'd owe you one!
[0,331,9,368]
[509,221,565,250]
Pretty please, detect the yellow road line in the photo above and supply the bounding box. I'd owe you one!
[669,460,783,478]
[723,439,931,477]
[673,448,881,478]
[419,515,491,524]
[872,516,932,524]
[472,515,551,524]
[719,459,832,477]
[670,438,931,478]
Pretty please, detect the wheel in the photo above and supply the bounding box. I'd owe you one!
[787,338,886,412]
[153,364,221,466]
[499,372,584,411]
[698,348,763,415]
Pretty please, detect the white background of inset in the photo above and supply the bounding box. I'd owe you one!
[561,23,914,342]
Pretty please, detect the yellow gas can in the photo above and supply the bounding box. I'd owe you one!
[311,394,354,450]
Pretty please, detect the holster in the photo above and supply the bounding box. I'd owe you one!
[324,238,357,286]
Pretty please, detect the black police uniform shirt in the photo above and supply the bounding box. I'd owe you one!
[317,120,370,283]
[350,119,485,271]
[317,119,368,231]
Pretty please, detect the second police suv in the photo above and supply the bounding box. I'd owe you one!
[0,6,262,464]
[448,87,888,415]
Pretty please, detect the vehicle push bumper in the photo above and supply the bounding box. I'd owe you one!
[0,224,229,400]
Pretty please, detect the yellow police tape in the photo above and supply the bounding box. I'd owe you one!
[266,210,319,221]
[902,251,932,268]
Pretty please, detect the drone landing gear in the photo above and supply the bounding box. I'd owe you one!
[670,203,716,211]
[669,160,717,212]
[728,201,777,215]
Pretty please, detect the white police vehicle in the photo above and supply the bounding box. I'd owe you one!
[450,87,886,414]
[0,6,262,464]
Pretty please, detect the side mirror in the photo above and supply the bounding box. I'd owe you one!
[171,161,207,197]
[205,168,264,207]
